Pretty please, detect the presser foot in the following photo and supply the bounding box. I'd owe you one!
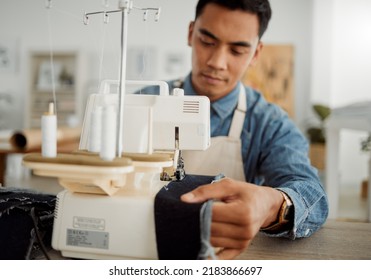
[160,152,185,181]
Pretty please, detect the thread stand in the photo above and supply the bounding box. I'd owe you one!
[83,0,161,158]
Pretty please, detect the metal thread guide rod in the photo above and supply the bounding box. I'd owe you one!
[83,0,161,157]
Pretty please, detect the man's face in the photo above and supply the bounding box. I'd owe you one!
[188,4,262,101]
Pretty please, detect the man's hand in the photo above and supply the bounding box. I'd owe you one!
[181,177,283,260]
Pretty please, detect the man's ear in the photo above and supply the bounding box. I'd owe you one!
[249,41,263,67]
[188,21,195,47]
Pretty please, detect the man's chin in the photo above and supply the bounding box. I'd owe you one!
[198,88,227,101]
[192,78,228,98]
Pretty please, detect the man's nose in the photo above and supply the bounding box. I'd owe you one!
[207,47,227,70]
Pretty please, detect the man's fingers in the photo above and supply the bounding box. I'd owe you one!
[215,248,244,260]
[211,221,252,240]
[211,201,250,224]
[210,236,250,250]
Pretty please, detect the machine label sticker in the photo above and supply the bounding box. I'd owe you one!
[73,216,105,230]
[67,229,109,249]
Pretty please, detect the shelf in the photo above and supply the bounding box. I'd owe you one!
[28,51,82,129]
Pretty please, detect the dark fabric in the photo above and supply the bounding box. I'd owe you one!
[154,174,215,260]
[0,187,56,260]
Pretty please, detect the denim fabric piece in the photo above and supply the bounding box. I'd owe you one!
[154,174,215,260]
[0,187,56,260]
[197,173,224,260]
[197,200,216,260]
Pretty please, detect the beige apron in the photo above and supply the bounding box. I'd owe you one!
[182,84,246,181]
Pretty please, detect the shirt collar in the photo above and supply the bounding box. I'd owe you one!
[183,73,240,119]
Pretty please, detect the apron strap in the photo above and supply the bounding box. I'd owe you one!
[228,83,247,139]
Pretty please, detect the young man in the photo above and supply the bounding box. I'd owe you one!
[145,0,328,259]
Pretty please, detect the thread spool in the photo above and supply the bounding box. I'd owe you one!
[88,106,103,153]
[100,105,117,161]
[41,102,57,158]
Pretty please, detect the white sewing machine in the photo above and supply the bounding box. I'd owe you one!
[23,79,210,259]
[22,0,210,259]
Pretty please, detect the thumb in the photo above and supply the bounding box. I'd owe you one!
[180,191,199,203]
[180,178,236,203]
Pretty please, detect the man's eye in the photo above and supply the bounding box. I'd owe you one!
[231,49,244,56]
[200,37,215,46]
[231,48,248,56]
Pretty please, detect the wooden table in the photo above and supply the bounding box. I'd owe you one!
[45,220,371,260]
[237,220,371,260]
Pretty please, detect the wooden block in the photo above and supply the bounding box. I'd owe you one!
[361,180,368,199]
[309,143,326,171]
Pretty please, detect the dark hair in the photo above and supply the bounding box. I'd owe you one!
[195,0,272,39]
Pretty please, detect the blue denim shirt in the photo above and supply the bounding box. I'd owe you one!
[142,73,328,239]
